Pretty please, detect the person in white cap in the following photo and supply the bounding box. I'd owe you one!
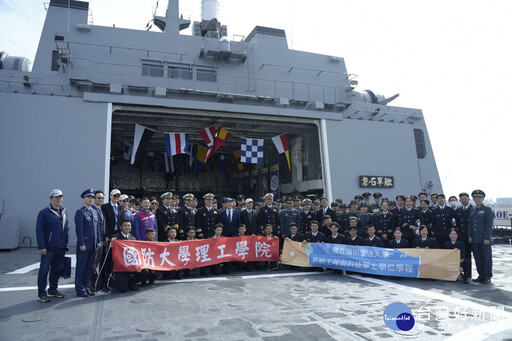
[178,193,196,239]
[195,193,219,238]
[35,189,69,302]
[101,189,122,240]
[156,192,179,242]
[240,198,259,235]
[258,193,280,235]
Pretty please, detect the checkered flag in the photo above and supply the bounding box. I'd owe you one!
[241,138,264,164]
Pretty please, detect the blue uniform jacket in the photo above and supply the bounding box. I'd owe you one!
[92,205,105,243]
[279,209,301,235]
[75,206,97,250]
[468,205,493,243]
[36,206,69,250]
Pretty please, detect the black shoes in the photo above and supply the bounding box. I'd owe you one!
[77,292,89,298]
[48,290,65,298]
[38,295,51,303]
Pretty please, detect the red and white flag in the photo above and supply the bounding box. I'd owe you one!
[271,133,291,170]
[198,126,216,161]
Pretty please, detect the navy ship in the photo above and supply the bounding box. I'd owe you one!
[0,0,441,247]
[0,2,511,340]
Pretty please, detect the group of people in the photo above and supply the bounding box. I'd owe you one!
[35,187,494,302]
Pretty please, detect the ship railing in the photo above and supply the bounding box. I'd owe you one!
[66,56,352,105]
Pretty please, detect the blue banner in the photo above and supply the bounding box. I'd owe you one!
[308,243,421,277]
[270,164,279,199]
[260,168,269,196]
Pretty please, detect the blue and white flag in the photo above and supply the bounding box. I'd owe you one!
[241,138,264,164]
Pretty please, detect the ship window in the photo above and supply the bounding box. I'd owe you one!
[141,64,163,77]
[414,129,426,159]
[169,66,192,80]
[197,68,217,82]
[51,50,59,71]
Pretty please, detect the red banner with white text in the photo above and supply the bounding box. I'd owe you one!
[112,236,280,272]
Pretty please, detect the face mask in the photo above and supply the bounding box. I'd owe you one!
[449,201,458,208]
[373,209,380,213]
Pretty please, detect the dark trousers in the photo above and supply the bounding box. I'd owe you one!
[37,248,66,297]
[111,272,143,292]
[99,244,113,290]
[75,249,96,294]
[472,243,493,279]
[463,241,472,279]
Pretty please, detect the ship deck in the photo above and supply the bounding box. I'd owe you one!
[1,245,512,340]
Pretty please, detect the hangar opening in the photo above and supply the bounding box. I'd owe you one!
[109,105,324,200]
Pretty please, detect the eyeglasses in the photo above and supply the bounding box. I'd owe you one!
[151,202,158,205]
[113,195,120,198]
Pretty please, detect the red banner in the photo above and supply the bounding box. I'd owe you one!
[112,236,280,272]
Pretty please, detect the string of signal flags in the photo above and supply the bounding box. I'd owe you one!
[128,124,291,175]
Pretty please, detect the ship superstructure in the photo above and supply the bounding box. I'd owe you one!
[0,0,441,246]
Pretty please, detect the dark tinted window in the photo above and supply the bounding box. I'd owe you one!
[51,50,59,71]
[414,129,426,159]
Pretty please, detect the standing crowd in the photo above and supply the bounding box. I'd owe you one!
[35,188,494,302]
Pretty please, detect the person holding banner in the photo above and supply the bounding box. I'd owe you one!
[161,226,182,280]
[444,228,465,281]
[258,224,279,271]
[325,222,344,244]
[389,228,409,248]
[110,219,144,292]
[469,189,493,284]
[363,225,384,247]
[304,220,326,243]
[285,223,304,242]
[414,225,438,249]
[345,225,364,246]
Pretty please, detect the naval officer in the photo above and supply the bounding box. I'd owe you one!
[156,192,178,241]
[468,189,493,284]
[258,193,280,235]
[195,193,219,238]
[75,189,101,297]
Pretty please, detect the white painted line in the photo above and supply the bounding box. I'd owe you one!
[0,272,326,292]
[0,284,75,292]
[155,277,229,284]
[346,274,512,318]
[7,255,76,274]
[239,271,328,279]
[447,319,512,341]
